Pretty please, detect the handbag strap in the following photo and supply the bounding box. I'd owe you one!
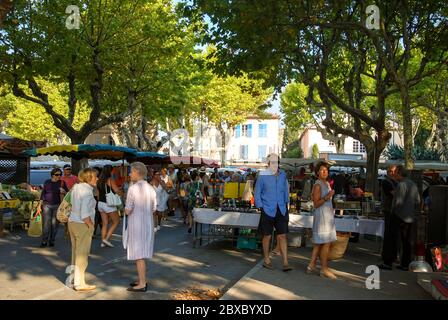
[106,180,114,194]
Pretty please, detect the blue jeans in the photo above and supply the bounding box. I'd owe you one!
[42,204,60,243]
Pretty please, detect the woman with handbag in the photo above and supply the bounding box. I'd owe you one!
[125,162,156,292]
[37,168,68,247]
[97,165,123,248]
[150,171,169,231]
[68,167,98,292]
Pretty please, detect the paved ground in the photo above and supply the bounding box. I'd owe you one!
[0,215,260,300]
[1,215,434,300]
[222,236,432,300]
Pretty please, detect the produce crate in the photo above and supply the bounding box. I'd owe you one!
[236,236,258,250]
[236,228,258,250]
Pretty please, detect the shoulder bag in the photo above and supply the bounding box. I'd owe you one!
[106,183,122,207]
[56,191,72,224]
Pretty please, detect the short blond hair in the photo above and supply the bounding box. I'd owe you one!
[78,167,98,183]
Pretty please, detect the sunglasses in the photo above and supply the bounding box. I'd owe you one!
[53,173,62,176]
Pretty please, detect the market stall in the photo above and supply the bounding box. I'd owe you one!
[0,134,44,236]
[24,144,139,160]
[130,153,220,168]
[192,208,384,248]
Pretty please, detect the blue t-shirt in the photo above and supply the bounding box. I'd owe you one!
[254,169,289,217]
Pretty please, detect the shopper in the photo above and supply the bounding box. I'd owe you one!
[61,164,79,191]
[187,171,206,233]
[125,162,157,292]
[178,173,191,225]
[97,165,121,248]
[380,166,421,271]
[68,167,98,292]
[150,171,168,231]
[307,162,337,279]
[37,168,68,247]
[379,165,398,269]
[167,165,179,217]
[255,153,292,272]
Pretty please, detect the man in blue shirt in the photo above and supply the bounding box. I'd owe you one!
[255,153,292,271]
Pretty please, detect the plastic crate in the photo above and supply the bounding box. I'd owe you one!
[237,236,258,250]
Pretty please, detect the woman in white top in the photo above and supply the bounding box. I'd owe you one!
[96,165,122,248]
[150,171,168,231]
[125,162,157,292]
[68,168,98,292]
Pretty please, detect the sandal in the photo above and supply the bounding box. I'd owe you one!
[271,250,281,256]
[283,265,293,272]
[306,265,317,274]
[74,284,96,292]
[262,262,274,270]
[320,271,337,280]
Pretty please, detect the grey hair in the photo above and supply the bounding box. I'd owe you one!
[131,162,147,179]
[266,153,280,165]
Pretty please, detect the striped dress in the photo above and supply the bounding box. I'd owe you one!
[125,180,157,261]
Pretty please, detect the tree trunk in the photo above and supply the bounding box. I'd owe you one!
[400,85,414,169]
[219,126,227,167]
[425,122,437,150]
[437,111,448,162]
[70,135,88,175]
[364,141,382,198]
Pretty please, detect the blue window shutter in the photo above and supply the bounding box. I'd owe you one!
[258,145,267,160]
[235,125,241,138]
[241,145,248,160]
[259,124,267,137]
[247,124,252,138]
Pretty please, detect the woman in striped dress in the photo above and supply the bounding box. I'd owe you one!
[124,162,157,292]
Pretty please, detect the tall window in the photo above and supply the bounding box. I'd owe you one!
[258,145,267,160]
[241,124,252,137]
[235,125,241,138]
[240,145,249,160]
[353,140,366,153]
[258,124,267,138]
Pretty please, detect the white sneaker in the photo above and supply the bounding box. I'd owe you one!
[154,227,158,233]
[102,239,114,248]
[157,226,161,231]
[101,243,106,248]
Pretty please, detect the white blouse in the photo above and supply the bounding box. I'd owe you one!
[69,183,97,224]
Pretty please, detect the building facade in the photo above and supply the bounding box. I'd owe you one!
[226,115,281,165]
[299,125,404,159]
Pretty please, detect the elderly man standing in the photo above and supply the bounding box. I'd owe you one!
[255,153,292,272]
[379,165,398,269]
[380,165,420,271]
